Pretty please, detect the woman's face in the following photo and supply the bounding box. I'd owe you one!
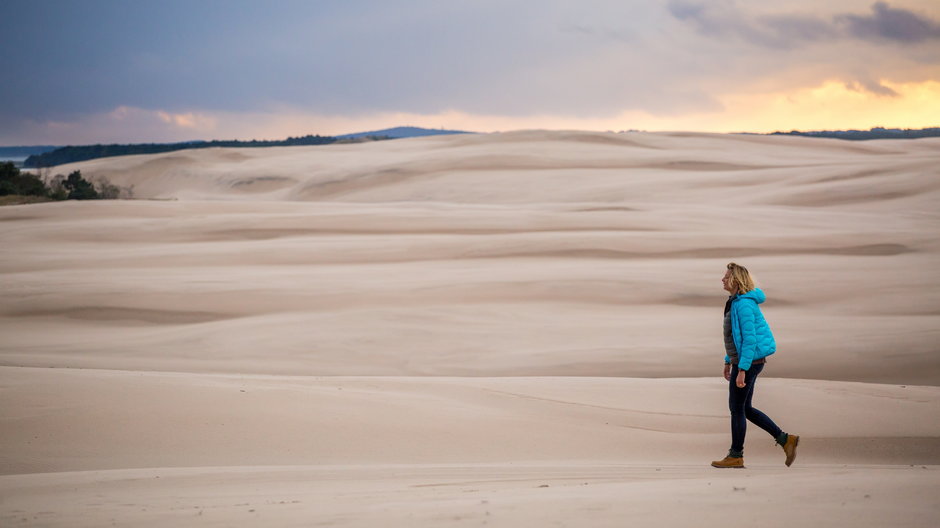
[722,270,735,293]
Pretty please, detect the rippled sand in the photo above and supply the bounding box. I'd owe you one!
[2,131,938,526]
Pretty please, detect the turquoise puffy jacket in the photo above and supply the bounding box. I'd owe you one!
[726,288,776,370]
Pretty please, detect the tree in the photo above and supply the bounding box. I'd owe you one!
[47,174,68,200]
[63,170,99,200]
[0,162,17,195]
[0,162,49,197]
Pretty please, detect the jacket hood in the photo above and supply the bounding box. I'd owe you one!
[737,288,766,304]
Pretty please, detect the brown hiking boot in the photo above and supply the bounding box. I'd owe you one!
[783,434,800,467]
[711,456,745,468]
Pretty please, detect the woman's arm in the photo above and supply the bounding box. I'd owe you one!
[734,302,759,371]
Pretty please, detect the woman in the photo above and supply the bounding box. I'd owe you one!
[712,262,799,468]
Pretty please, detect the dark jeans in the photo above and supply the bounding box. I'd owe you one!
[729,362,782,455]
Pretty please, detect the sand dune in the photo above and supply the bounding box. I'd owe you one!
[5,463,937,528]
[43,131,940,207]
[2,367,939,526]
[2,131,939,526]
[4,367,939,474]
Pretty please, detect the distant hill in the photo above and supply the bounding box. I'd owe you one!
[769,126,940,140]
[337,126,472,140]
[23,135,338,168]
[19,127,474,168]
[0,146,59,162]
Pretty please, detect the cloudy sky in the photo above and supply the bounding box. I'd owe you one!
[2,0,939,144]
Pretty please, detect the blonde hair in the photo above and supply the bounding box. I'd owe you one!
[726,262,756,295]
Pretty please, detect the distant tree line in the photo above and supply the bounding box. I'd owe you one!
[1,162,130,203]
[23,134,343,168]
[0,145,57,159]
[771,127,940,141]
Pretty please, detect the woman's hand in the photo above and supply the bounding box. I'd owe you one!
[723,363,731,381]
[736,370,746,388]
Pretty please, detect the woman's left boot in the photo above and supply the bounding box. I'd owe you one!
[782,434,799,467]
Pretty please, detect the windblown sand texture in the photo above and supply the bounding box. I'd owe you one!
[1,131,939,526]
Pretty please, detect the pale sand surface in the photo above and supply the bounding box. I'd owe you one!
[3,465,938,527]
[1,131,939,526]
[2,367,939,526]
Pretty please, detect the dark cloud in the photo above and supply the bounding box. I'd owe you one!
[0,1,936,143]
[837,1,940,42]
[668,1,940,46]
[0,1,643,124]
[666,1,834,48]
[846,79,901,97]
[0,0,717,132]
[666,1,738,37]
